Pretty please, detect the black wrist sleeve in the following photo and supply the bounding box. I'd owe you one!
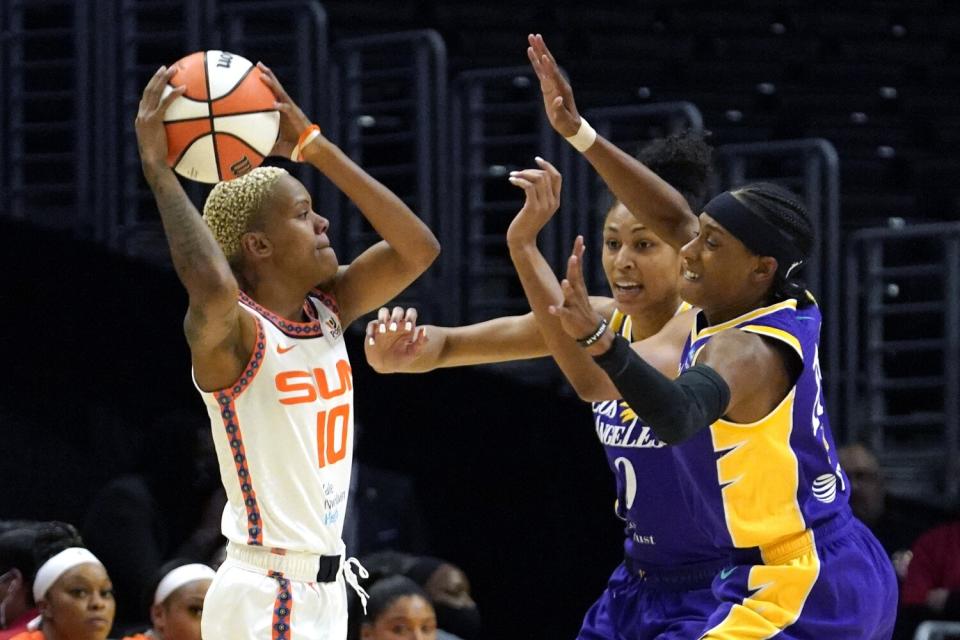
[592,335,731,444]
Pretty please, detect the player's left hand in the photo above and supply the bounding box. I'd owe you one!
[527,33,581,138]
[257,62,314,158]
[506,157,562,247]
[364,306,429,373]
[549,236,608,347]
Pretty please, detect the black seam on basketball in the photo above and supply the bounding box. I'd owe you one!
[207,106,280,120]
[165,114,218,124]
[166,104,277,124]
[203,51,222,182]
[172,133,213,174]
[214,63,257,103]
[213,131,266,162]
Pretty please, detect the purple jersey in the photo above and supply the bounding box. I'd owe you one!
[676,298,849,551]
[591,309,724,570]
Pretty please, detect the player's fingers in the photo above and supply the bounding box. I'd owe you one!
[140,65,168,108]
[507,175,534,190]
[403,307,418,332]
[534,168,554,205]
[565,246,588,297]
[365,320,378,346]
[574,234,586,259]
[510,168,545,180]
[526,45,543,75]
[376,307,389,333]
[388,306,405,331]
[534,156,562,201]
[158,84,186,115]
[257,62,290,100]
[535,34,558,66]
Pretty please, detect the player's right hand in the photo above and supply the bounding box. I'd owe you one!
[134,65,185,176]
[506,157,562,247]
[257,62,313,159]
[527,33,581,138]
[550,235,609,349]
[364,306,429,373]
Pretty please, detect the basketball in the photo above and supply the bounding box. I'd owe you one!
[161,50,279,184]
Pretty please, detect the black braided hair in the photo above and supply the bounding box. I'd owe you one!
[31,522,84,580]
[636,129,715,212]
[599,129,715,215]
[730,182,816,306]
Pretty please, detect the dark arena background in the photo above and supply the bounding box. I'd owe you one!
[2,1,960,639]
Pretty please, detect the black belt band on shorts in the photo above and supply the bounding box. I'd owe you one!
[317,555,341,582]
[624,557,726,591]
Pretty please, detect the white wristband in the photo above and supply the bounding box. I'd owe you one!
[564,117,597,152]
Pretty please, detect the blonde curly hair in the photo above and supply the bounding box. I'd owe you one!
[202,166,289,263]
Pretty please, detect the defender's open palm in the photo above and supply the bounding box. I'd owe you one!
[549,236,605,341]
[527,33,581,138]
[365,306,429,373]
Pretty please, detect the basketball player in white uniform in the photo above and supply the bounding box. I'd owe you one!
[134,64,440,639]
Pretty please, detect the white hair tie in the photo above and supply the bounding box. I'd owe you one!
[32,547,103,603]
[154,564,216,605]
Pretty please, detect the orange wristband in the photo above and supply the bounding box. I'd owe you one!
[291,124,322,162]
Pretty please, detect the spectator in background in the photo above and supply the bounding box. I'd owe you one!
[897,520,960,636]
[0,524,41,640]
[352,575,436,640]
[121,560,215,640]
[838,443,945,580]
[11,522,114,640]
[404,557,478,640]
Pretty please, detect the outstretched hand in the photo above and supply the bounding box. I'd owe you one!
[364,306,429,373]
[506,157,562,247]
[527,33,582,138]
[257,62,313,159]
[549,236,606,344]
[134,65,185,177]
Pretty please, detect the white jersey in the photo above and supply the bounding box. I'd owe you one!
[195,289,354,555]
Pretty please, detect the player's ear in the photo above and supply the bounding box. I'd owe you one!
[240,230,272,259]
[752,255,778,285]
[150,602,166,630]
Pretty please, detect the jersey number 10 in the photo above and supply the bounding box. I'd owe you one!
[317,404,350,468]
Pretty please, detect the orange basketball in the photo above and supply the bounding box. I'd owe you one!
[161,50,279,183]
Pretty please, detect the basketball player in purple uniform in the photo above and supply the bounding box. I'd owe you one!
[366,136,730,638]
[525,33,898,638]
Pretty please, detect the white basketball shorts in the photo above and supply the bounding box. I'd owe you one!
[201,543,349,640]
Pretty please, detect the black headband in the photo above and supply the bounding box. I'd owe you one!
[702,191,805,274]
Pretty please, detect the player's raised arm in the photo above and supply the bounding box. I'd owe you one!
[135,66,250,390]
[258,64,440,328]
[526,34,699,250]
[504,158,632,401]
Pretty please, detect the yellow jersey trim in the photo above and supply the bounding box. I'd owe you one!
[694,299,797,341]
[738,325,803,360]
